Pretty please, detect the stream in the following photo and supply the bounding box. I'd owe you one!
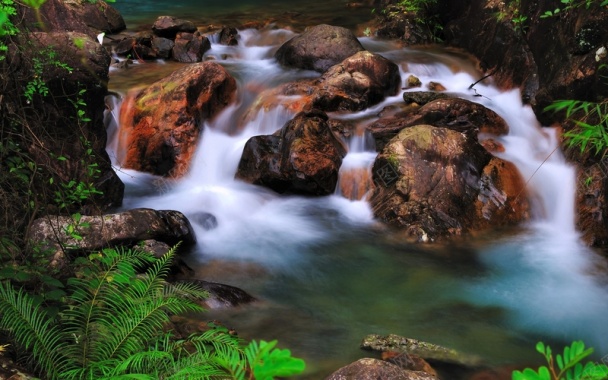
[106,4,608,377]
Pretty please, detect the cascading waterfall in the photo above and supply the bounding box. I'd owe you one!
[107,28,608,369]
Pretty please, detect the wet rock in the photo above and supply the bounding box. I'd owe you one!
[406,74,422,88]
[219,26,239,46]
[115,33,159,60]
[27,208,196,267]
[172,32,211,63]
[190,212,219,230]
[403,91,448,106]
[80,0,126,34]
[236,110,347,195]
[189,280,257,309]
[118,62,236,177]
[382,351,437,377]
[136,240,195,279]
[115,36,137,56]
[138,239,172,258]
[152,16,197,38]
[428,81,447,91]
[274,24,365,72]
[369,125,529,241]
[369,97,509,151]
[361,334,483,367]
[313,50,401,111]
[337,167,374,200]
[152,36,175,59]
[18,0,125,38]
[247,51,400,115]
[326,358,436,380]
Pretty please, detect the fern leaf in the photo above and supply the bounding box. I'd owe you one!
[0,281,70,379]
[63,247,154,369]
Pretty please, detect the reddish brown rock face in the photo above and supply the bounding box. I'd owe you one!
[326,358,437,380]
[242,50,401,118]
[313,50,402,111]
[370,124,529,242]
[368,97,510,151]
[236,110,347,195]
[118,62,236,177]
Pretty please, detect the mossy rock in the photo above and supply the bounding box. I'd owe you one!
[361,334,483,367]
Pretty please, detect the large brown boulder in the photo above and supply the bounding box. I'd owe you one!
[27,208,196,267]
[326,358,436,380]
[438,0,608,250]
[118,62,237,177]
[370,125,529,241]
[274,24,365,73]
[236,110,347,195]
[368,97,509,151]
[243,51,401,119]
[172,32,211,63]
[152,16,197,38]
[313,50,402,111]
[19,0,125,38]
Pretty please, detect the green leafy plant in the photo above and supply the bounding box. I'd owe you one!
[541,0,608,18]
[544,99,608,156]
[0,245,306,379]
[512,341,608,380]
[24,47,73,103]
[397,0,437,14]
[397,0,442,41]
[495,0,528,34]
[1,0,48,57]
[50,138,103,212]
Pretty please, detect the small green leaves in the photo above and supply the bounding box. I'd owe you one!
[513,341,608,380]
[512,366,551,380]
[545,99,608,156]
[245,340,306,380]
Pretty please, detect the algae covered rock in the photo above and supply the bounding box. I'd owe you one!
[361,334,483,367]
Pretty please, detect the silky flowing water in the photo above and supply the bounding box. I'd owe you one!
[106,4,608,377]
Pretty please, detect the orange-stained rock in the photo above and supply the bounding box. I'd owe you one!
[337,167,374,200]
[382,351,438,377]
[118,62,236,177]
[480,138,506,153]
[475,158,529,228]
[326,358,436,380]
[242,50,401,120]
[370,125,529,242]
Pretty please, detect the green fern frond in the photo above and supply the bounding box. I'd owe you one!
[94,284,201,362]
[0,281,69,378]
[64,247,155,369]
[125,246,175,301]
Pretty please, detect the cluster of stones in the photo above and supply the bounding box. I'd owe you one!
[113,16,237,63]
[113,23,531,242]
